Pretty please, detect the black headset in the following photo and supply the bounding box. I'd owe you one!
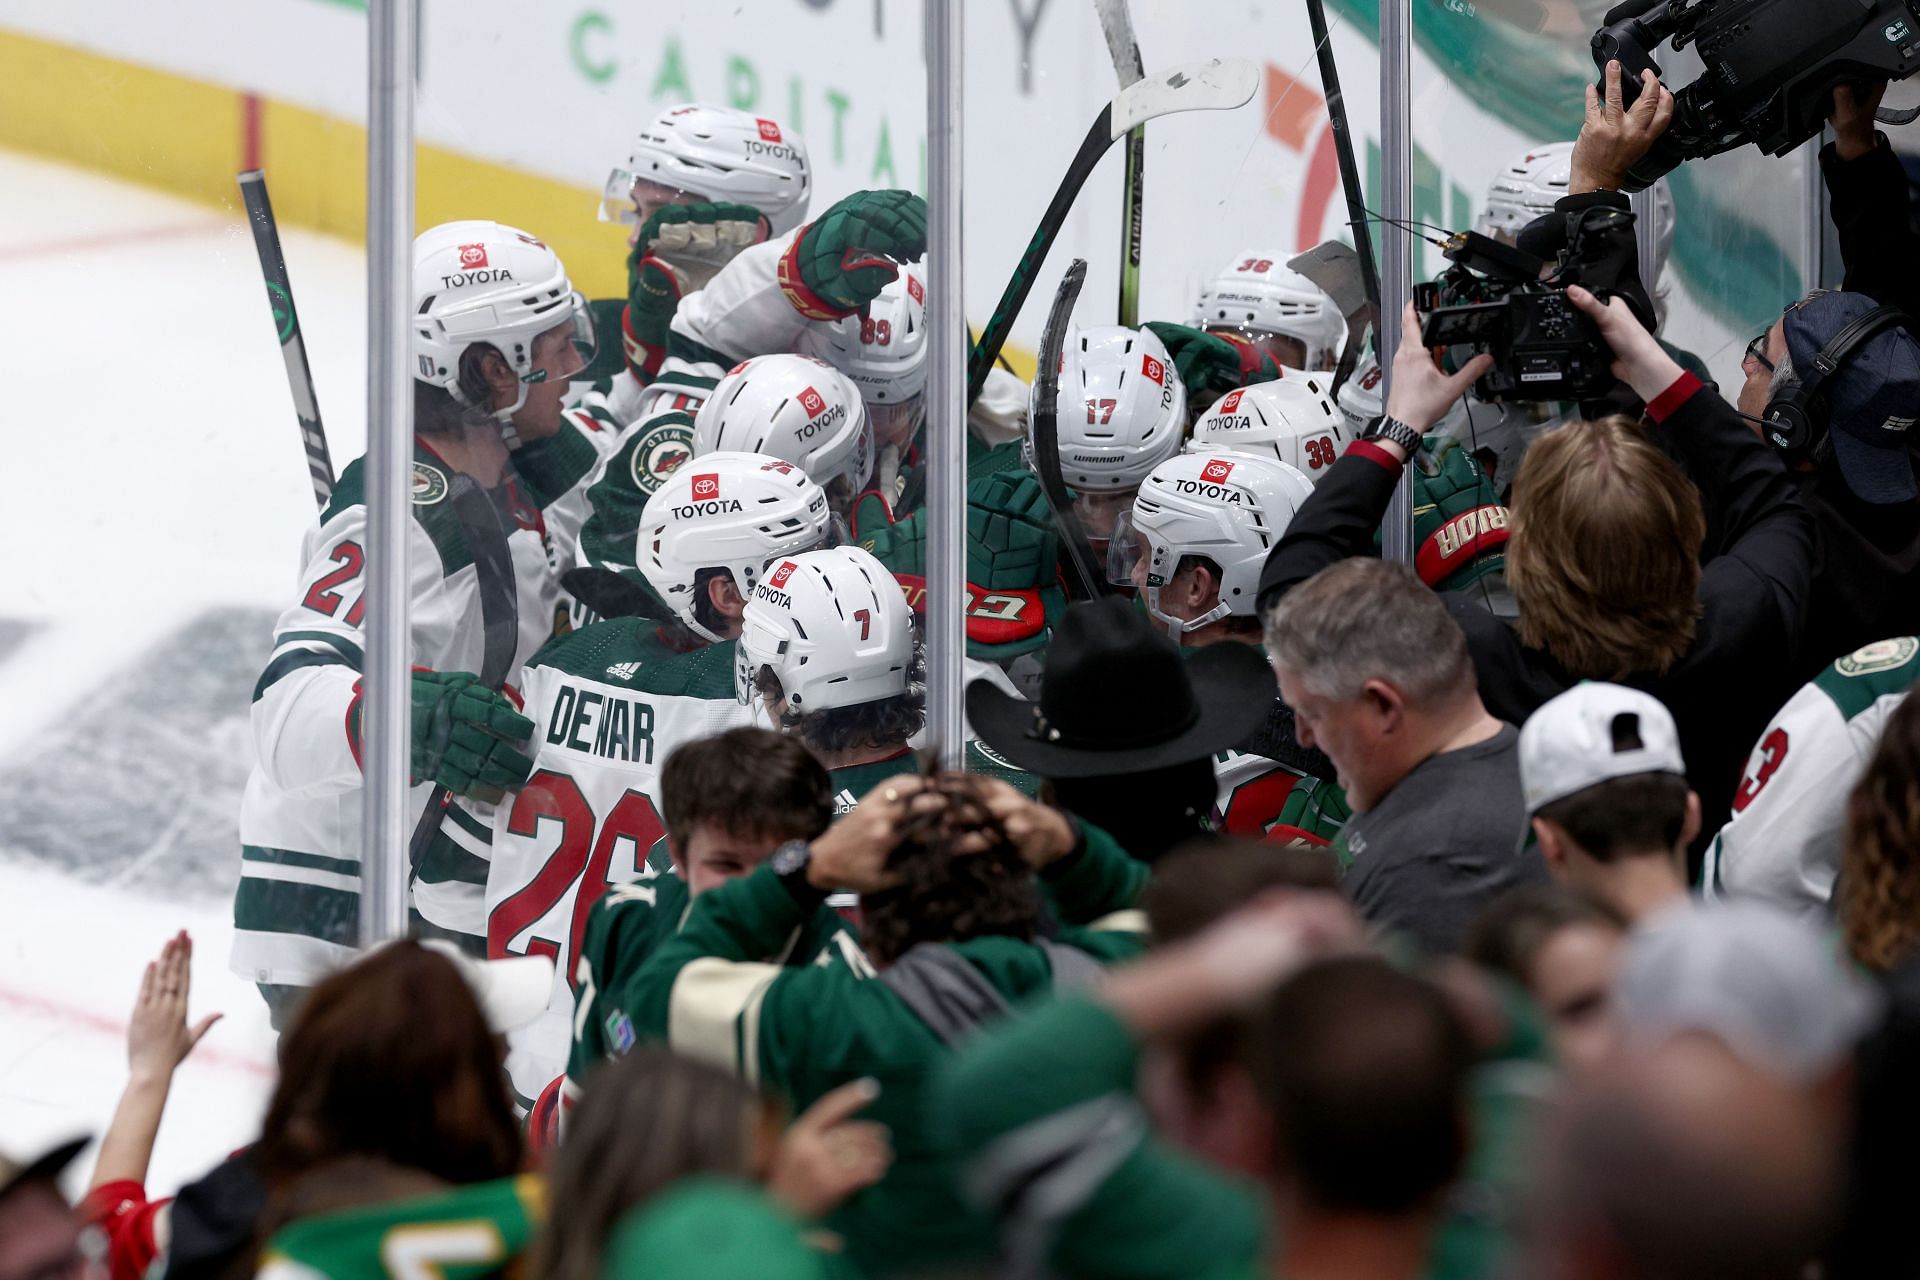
[1762,304,1917,467]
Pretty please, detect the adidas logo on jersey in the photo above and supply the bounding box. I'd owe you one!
[833,788,859,814]
[605,662,641,680]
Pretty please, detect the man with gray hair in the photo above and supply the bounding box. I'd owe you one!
[1265,558,1543,952]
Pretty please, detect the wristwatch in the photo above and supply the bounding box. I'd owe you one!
[770,839,827,910]
[1361,415,1423,454]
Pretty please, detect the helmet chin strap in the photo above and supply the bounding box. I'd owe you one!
[1148,588,1232,641]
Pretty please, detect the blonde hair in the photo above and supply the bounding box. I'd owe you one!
[1506,415,1704,680]
[1842,694,1920,973]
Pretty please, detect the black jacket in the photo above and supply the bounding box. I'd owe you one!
[1792,136,1920,678]
[1821,134,1920,320]
[1256,376,1814,860]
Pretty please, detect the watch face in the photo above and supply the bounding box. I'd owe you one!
[770,840,810,876]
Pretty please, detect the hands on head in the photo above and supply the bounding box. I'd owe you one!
[807,773,1080,894]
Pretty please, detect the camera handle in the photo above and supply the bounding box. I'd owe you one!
[1592,1,1678,111]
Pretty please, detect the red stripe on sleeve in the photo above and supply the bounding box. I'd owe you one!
[1646,371,1704,423]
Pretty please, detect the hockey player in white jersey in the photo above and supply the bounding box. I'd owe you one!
[233,221,621,1022]
[1108,450,1350,844]
[596,103,812,410]
[1190,378,1346,483]
[1033,323,1187,559]
[484,451,835,1100]
[1704,637,1920,919]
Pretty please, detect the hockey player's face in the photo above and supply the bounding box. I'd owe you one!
[627,179,702,247]
[511,322,590,438]
[1074,488,1135,550]
[682,824,786,898]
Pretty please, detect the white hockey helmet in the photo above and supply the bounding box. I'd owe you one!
[412,221,594,415]
[1029,324,1187,493]
[737,546,915,713]
[797,262,928,444]
[636,451,836,644]
[1111,451,1314,639]
[1477,142,1574,241]
[600,103,812,235]
[695,354,876,499]
[1335,351,1388,436]
[1193,252,1346,372]
[1190,376,1345,483]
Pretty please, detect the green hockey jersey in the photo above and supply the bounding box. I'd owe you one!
[255,1176,544,1280]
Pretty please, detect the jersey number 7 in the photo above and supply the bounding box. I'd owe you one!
[489,771,665,966]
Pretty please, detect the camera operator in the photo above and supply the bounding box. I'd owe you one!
[1257,293,1813,861]
[1734,289,1920,680]
[1823,80,1920,319]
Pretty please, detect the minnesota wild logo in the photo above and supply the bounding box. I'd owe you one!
[267,281,294,342]
[411,461,449,505]
[629,419,695,497]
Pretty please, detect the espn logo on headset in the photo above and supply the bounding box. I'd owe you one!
[690,473,721,501]
[457,243,488,269]
[1200,457,1237,485]
[756,118,783,142]
[1218,389,1245,414]
[1141,353,1167,385]
[799,386,829,418]
[768,561,798,588]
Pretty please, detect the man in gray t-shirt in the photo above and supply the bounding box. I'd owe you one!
[1264,559,1543,953]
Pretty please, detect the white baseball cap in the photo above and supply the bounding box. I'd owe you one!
[1520,682,1686,814]
[420,940,554,1034]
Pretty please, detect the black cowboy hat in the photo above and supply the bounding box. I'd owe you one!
[967,597,1276,778]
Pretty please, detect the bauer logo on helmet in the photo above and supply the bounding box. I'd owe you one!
[1142,353,1167,386]
[691,473,721,501]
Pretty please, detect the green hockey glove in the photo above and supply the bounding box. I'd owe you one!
[623,202,764,379]
[1408,435,1510,593]
[409,670,536,800]
[778,189,927,320]
[1144,321,1282,405]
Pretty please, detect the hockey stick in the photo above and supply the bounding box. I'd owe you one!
[1030,260,1110,601]
[238,170,336,510]
[1300,0,1379,397]
[1091,0,1147,327]
[967,57,1259,406]
[407,472,522,881]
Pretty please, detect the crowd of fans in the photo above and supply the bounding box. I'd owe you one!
[11,51,1920,1280]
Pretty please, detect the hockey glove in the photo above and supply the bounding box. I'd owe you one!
[623,202,764,379]
[1408,435,1510,593]
[409,670,536,800]
[779,189,927,320]
[1144,322,1282,405]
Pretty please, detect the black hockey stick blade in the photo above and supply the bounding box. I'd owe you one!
[1030,260,1109,601]
[967,57,1258,406]
[238,169,336,511]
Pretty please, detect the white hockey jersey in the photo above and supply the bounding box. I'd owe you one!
[482,621,753,1101]
[232,415,621,990]
[1702,636,1920,919]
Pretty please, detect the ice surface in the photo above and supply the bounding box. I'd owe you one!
[0,149,372,1201]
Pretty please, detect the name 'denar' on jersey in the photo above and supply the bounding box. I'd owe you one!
[545,685,657,764]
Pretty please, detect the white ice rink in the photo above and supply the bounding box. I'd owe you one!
[0,148,376,1200]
